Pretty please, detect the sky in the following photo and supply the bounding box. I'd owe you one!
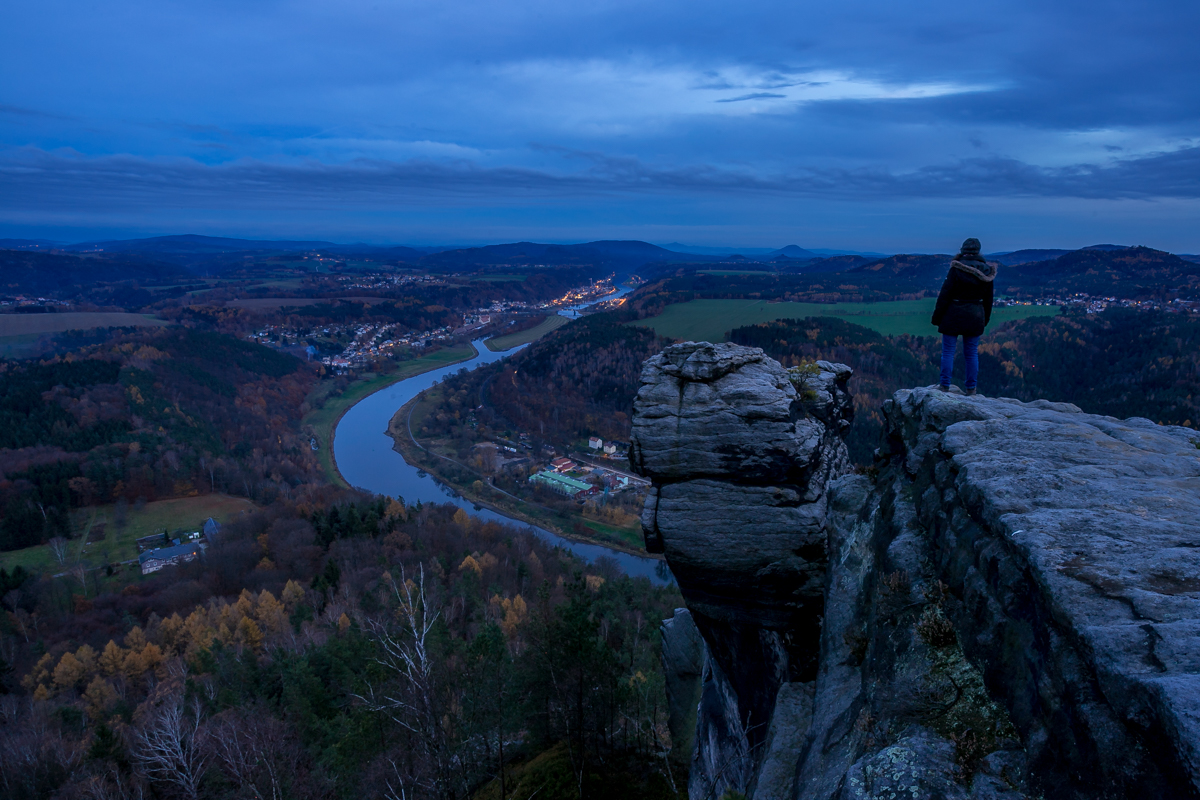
[2,0,1199,251]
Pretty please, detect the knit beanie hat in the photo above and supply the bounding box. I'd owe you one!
[960,237,981,256]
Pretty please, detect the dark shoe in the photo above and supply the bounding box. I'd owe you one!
[965,387,977,396]
[938,384,951,392]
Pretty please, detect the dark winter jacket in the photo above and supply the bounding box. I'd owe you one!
[931,256,997,337]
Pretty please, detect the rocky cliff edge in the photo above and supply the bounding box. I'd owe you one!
[633,341,1200,800]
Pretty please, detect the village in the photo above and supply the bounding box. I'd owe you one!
[247,279,616,372]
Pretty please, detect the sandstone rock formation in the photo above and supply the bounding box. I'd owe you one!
[632,342,853,798]
[636,342,1200,800]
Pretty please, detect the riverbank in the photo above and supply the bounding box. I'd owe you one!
[485,314,570,351]
[387,391,652,557]
[303,343,478,486]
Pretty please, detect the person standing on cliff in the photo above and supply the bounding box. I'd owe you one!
[931,237,996,396]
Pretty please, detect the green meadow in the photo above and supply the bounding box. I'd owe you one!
[485,314,570,351]
[632,298,1060,342]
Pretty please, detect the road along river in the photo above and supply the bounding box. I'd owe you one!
[332,335,672,584]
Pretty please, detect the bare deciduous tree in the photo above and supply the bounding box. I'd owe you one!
[0,696,85,799]
[130,695,209,800]
[49,536,70,567]
[356,565,454,799]
[211,705,312,800]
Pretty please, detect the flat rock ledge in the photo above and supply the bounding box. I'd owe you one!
[874,386,1200,798]
[638,343,1200,799]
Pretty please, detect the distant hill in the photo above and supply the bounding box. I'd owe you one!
[769,245,818,260]
[1000,246,1200,299]
[0,250,184,295]
[843,254,953,292]
[420,239,719,273]
[62,234,340,254]
[988,249,1072,266]
[0,239,57,251]
[782,255,873,273]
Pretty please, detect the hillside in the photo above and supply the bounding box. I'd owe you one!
[0,249,184,294]
[1000,245,1200,299]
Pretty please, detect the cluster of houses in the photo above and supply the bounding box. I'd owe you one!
[527,452,645,500]
[587,436,623,457]
[136,518,221,575]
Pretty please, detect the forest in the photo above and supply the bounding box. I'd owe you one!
[0,328,319,552]
[730,308,1200,461]
[0,493,685,800]
[419,314,666,447]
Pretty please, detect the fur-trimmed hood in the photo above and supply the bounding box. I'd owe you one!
[951,258,997,283]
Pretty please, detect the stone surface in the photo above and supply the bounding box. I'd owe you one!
[630,342,852,486]
[630,342,855,800]
[756,682,815,800]
[662,608,705,766]
[632,340,1200,799]
[875,387,1200,798]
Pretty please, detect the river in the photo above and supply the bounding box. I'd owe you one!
[332,286,671,584]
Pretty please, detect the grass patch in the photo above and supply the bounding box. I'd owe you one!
[0,494,257,575]
[631,298,1060,341]
[471,274,528,282]
[486,315,570,351]
[0,312,171,337]
[302,343,478,486]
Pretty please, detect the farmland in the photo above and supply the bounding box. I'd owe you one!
[0,311,170,337]
[485,314,569,351]
[631,298,1061,341]
[0,494,257,575]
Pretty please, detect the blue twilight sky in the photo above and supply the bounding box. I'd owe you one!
[2,0,1199,251]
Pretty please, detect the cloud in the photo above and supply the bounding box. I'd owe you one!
[3,144,1199,218]
[716,93,787,103]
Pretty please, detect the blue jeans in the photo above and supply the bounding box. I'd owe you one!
[941,334,980,389]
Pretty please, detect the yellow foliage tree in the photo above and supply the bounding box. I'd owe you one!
[501,595,528,638]
[452,508,471,528]
[337,613,351,633]
[23,653,53,692]
[53,652,86,692]
[159,613,185,655]
[255,590,286,636]
[124,626,148,652]
[184,609,215,651]
[75,644,98,675]
[459,555,483,575]
[585,575,606,593]
[236,589,254,618]
[236,617,264,651]
[281,579,305,608]
[99,641,126,676]
[385,498,407,522]
[84,676,119,721]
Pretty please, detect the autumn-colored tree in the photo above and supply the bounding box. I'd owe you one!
[53,652,87,693]
[99,640,126,676]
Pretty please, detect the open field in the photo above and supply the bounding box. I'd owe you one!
[632,298,1061,341]
[471,274,528,282]
[302,343,477,486]
[0,312,171,337]
[226,295,387,309]
[485,314,570,351]
[0,494,257,575]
